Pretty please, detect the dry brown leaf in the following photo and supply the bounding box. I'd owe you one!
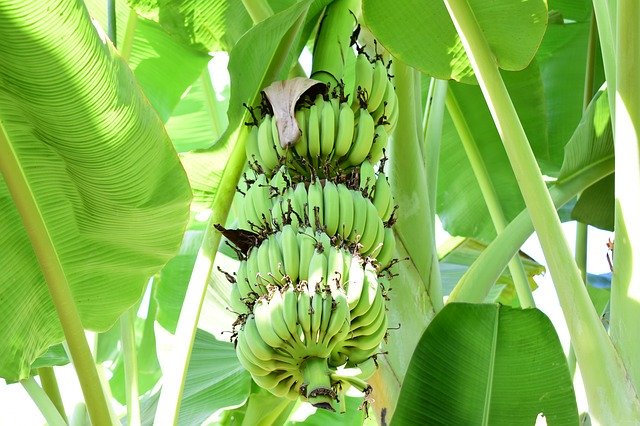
[263,77,326,148]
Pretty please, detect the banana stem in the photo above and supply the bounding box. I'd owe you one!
[37,367,67,422]
[120,308,141,426]
[445,90,535,308]
[21,377,67,426]
[241,0,274,23]
[301,357,336,411]
[422,78,448,221]
[611,0,640,393]
[310,0,358,86]
[443,0,640,421]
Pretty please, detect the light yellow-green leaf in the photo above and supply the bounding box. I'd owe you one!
[0,0,191,381]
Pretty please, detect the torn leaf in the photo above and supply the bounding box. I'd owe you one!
[263,77,326,148]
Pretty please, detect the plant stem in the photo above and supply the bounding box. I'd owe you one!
[107,0,116,47]
[21,377,67,426]
[120,308,141,426]
[0,129,113,425]
[445,90,535,308]
[241,0,274,23]
[37,367,67,422]
[611,0,640,393]
[391,60,443,311]
[120,8,138,63]
[443,1,640,421]
[592,0,617,120]
[310,0,358,86]
[449,158,613,303]
[200,66,223,138]
[301,357,335,411]
[422,78,448,221]
[153,127,246,426]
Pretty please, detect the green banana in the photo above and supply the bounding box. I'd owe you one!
[351,262,380,319]
[235,261,254,301]
[310,290,325,348]
[294,108,309,159]
[375,227,396,269]
[353,53,373,106]
[282,284,300,339]
[307,103,321,166]
[348,191,368,245]
[307,247,328,294]
[254,297,289,348]
[307,179,324,232]
[267,234,285,283]
[342,108,375,167]
[345,255,365,309]
[322,180,340,236]
[334,101,355,159]
[297,228,316,280]
[356,199,381,254]
[367,59,387,113]
[320,98,335,159]
[256,240,273,286]
[325,245,345,293]
[271,110,287,160]
[363,214,385,258]
[368,124,388,164]
[297,286,313,344]
[337,184,354,237]
[258,114,279,172]
[250,173,272,226]
[229,281,248,314]
[268,289,296,345]
[281,225,300,283]
[359,160,376,197]
[245,124,262,166]
[372,171,392,218]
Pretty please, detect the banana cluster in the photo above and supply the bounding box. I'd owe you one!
[224,51,398,412]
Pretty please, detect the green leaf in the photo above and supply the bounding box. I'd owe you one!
[363,0,548,83]
[140,330,251,426]
[0,0,191,381]
[439,237,544,306]
[393,304,578,425]
[30,345,70,372]
[572,174,614,230]
[84,0,211,120]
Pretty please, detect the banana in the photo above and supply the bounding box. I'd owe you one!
[367,59,388,113]
[307,247,328,294]
[325,246,345,293]
[333,101,355,160]
[345,255,365,309]
[252,370,294,392]
[268,289,296,345]
[256,240,273,286]
[294,108,309,158]
[297,228,316,280]
[229,281,248,314]
[245,124,262,166]
[264,374,299,399]
[322,180,340,236]
[258,114,279,172]
[250,174,272,226]
[336,184,354,238]
[271,111,287,160]
[310,289,325,347]
[270,166,290,197]
[297,286,313,344]
[245,248,262,295]
[359,160,376,197]
[282,284,300,339]
[353,53,373,107]
[375,227,396,269]
[319,292,334,341]
[242,315,292,362]
[307,179,324,232]
[322,291,349,346]
[235,333,272,377]
[372,171,392,218]
[293,182,309,223]
[351,262,380,319]
[342,108,375,167]
[344,356,377,381]
[384,79,399,132]
[235,261,253,301]
[348,191,368,246]
[364,214,385,258]
[307,103,321,166]
[349,311,387,352]
[267,234,285,283]
[320,98,336,159]
[350,288,384,332]
[254,297,288,348]
[368,124,388,164]
[357,200,381,254]
[281,225,300,283]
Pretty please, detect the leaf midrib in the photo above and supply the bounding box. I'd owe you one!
[482,307,499,425]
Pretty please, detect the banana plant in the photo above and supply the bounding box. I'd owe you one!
[1,0,638,425]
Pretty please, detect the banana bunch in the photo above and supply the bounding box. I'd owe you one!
[224,31,401,413]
